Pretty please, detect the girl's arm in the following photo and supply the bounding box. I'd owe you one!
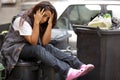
[24,9,45,45]
[42,13,54,45]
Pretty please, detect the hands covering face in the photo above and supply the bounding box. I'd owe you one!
[34,9,45,25]
[34,9,54,25]
[48,12,54,25]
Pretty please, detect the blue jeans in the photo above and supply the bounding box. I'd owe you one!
[19,43,83,77]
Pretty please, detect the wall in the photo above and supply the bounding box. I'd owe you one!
[0,0,21,24]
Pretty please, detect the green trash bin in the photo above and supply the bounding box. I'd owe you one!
[0,63,4,80]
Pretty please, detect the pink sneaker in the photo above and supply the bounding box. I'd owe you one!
[66,68,83,80]
[79,64,94,76]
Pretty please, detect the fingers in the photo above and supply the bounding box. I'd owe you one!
[40,9,45,14]
[36,9,45,16]
[48,12,54,25]
[50,13,54,20]
[34,9,45,24]
[52,12,54,16]
[51,13,54,19]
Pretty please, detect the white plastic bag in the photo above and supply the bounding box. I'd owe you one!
[88,14,112,30]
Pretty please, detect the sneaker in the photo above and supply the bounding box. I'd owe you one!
[66,68,83,80]
[79,64,94,76]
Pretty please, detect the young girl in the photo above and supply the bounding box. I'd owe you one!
[1,1,94,80]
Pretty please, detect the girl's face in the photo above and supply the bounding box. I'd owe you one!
[40,10,51,24]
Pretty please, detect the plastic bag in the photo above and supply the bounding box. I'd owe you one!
[88,13,112,30]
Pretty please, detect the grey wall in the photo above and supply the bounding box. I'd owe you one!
[0,0,21,24]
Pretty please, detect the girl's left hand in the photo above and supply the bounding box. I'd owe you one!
[48,12,54,26]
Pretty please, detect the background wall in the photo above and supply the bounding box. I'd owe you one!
[0,0,63,24]
[0,0,22,24]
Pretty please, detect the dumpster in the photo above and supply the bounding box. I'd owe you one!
[74,25,120,80]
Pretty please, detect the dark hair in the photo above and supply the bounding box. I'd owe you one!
[20,1,57,28]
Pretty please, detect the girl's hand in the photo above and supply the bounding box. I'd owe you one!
[48,12,54,26]
[34,9,45,25]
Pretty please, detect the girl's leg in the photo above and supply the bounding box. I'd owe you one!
[20,44,94,79]
[20,45,70,75]
[19,44,70,77]
[43,44,84,69]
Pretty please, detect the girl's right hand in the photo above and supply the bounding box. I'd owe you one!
[34,9,45,25]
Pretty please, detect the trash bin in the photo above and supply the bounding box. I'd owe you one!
[0,63,4,80]
[74,25,120,80]
[7,61,40,80]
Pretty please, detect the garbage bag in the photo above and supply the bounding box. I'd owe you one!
[88,13,112,30]
[0,63,4,80]
[0,63,4,71]
[111,17,120,29]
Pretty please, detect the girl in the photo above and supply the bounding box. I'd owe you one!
[1,1,94,80]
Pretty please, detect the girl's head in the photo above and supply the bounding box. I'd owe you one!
[30,1,57,27]
[21,1,57,28]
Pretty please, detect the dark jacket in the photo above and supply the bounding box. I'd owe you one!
[1,15,30,71]
[1,12,44,72]
[1,24,26,71]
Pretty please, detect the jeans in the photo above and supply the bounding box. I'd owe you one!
[19,43,83,77]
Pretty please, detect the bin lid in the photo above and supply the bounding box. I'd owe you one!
[0,63,4,71]
[73,24,120,35]
[16,62,38,67]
